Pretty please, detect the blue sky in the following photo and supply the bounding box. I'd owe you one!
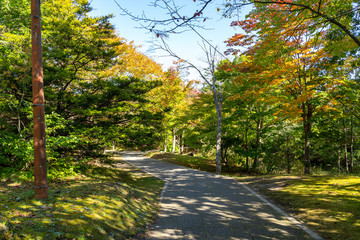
[89,0,250,80]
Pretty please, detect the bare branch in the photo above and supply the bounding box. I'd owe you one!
[114,0,226,58]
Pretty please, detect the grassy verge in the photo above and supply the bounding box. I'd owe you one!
[240,176,360,240]
[150,153,217,173]
[0,155,164,240]
[151,152,360,240]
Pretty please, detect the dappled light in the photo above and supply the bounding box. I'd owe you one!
[242,176,360,240]
[0,161,163,239]
[122,152,316,240]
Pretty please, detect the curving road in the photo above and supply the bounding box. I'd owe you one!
[121,151,322,240]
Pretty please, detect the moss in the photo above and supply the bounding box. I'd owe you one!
[240,176,360,240]
[0,156,164,239]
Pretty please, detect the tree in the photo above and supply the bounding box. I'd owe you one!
[224,3,346,174]
[0,0,167,178]
[158,39,224,173]
[31,0,48,199]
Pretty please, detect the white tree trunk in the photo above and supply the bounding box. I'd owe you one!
[180,129,185,154]
[213,87,223,175]
[164,133,168,153]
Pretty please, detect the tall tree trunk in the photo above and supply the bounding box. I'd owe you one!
[213,89,223,175]
[343,115,349,173]
[245,125,249,172]
[287,135,291,174]
[163,132,168,152]
[253,117,263,170]
[171,129,176,153]
[31,0,48,199]
[338,148,342,173]
[302,102,312,175]
[350,115,354,172]
[337,120,342,173]
[180,129,185,154]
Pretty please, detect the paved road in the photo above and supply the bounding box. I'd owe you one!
[121,151,322,240]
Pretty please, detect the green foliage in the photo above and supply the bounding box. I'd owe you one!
[0,134,32,171]
[0,0,166,177]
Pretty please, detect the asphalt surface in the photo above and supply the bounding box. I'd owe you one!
[121,151,322,240]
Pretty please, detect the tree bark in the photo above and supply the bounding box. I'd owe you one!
[171,129,176,153]
[180,129,185,154]
[253,116,263,170]
[31,0,48,199]
[287,135,291,174]
[163,132,168,152]
[245,125,249,171]
[350,115,354,172]
[338,148,342,173]
[343,115,349,173]
[302,102,312,175]
[337,120,342,173]
[214,89,223,175]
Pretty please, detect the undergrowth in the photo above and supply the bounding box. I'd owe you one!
[0,155,164,239]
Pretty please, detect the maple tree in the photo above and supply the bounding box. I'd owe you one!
[224,2,348,174]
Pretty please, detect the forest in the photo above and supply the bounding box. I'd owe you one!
[1,0,360,179]
[1,0,360,239]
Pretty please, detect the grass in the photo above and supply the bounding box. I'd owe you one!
[0,155,164,240]
[151,152,360,240]
[242,176,360,240]
[150,153,218,173]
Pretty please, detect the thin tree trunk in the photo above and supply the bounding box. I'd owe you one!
[171,129,176,153]
[287,135,291,174]
[350,115,354,172]
[214,89,222,175]
[343,115,349,173]
[180,129,185,154]
[253,117,263,170]
[337,120,342,172]
[338,147,342,173]
[245,125,249,172]
[304,123,311,175]
[163,133,168,152]
[302,102,312,175]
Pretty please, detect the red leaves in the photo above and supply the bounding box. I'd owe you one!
[230,18,259,33]
[193,10,202,17]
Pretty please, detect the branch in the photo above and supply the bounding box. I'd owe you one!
[253,0,360,47]
[157,37,213,86]
[114,0,226,58]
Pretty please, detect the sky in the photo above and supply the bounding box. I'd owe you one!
[88,0,250,81]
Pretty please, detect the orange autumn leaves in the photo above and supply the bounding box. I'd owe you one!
[101,37,164,81]
[222,2,346,123]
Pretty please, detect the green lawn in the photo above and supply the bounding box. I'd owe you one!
[151,153,218,173]
[243,176,360,240]
[152,152,360,240]
[0,155,164,240]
